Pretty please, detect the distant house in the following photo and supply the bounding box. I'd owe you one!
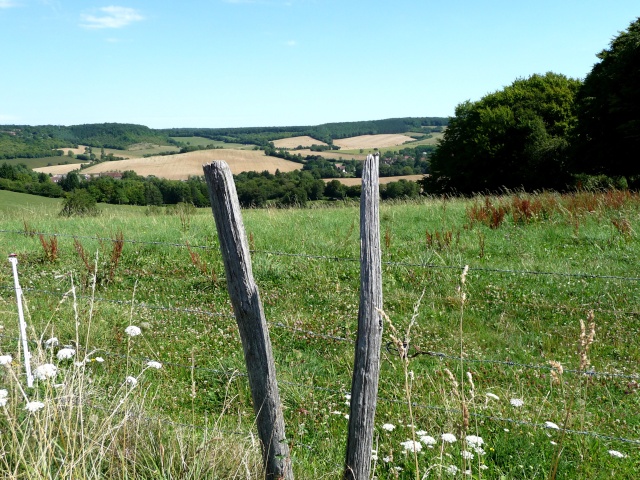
[89,172,123,180]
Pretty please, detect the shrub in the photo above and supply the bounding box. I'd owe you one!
[60,190,99,217]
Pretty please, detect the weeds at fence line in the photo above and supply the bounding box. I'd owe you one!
[38,234,58,262]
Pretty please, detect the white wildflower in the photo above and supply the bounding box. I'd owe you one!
[446,465,458,475]
[416,430,427,436]
[56,348,75,360]
[146,361,162,369]
[25,401,45,413]
[95,357,105,363]
[125,376,138,387]
[466,435,484,447]
[0,389,7,407]
[400,440,422,453]
[608,450,626,458]
[344,414,349,419]
[383,456,391,463]
[510,398,524,407]
[124,325,141,337]
[331,410,342,415]
[486,392,500,400]
[461,450,474,460]
[420,435,437,447]
[382,423,395,432]
[441,433,457,443]
[44,337,59,348]
[0,355,12,365]
[545,421,560,430]
[480,464,489,470]
[34,363,57,380]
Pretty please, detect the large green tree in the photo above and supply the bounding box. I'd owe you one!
[424,72,581,194]
[573,17,640,178]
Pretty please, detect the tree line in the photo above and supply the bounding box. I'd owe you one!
[0,162,422,213]
[424,17,640,194]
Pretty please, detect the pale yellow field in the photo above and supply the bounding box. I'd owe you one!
[34,163,88,175]
[333,134,416,150]
[324,174,425,186]
[54,145,90,156]
[272,136,327,149]
[76,149,302,180]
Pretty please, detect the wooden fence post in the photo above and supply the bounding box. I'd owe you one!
[344,153,383,480]
[203,161,293,480]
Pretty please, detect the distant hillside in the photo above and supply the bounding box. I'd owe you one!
[0,123,171,160]
[1,118,448,160]
[159,117,448,146]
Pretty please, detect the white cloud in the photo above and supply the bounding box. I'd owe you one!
[285,40,296,47]
[0,0,18,9]
[80,6,143,29]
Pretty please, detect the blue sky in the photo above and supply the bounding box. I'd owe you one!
[1,1,638,128]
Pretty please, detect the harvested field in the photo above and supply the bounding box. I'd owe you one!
[324,174,424,186]
[77,149,302,180]
[272,136,327,149]
[333,134,416,149]
[34,163,88,175]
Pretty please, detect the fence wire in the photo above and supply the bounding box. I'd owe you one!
[3,228,640,282]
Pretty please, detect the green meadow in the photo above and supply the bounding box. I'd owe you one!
[0,189,638,478]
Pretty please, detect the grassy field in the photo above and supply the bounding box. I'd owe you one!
[0,190,639,478]
[172,136,256,150]
[2,156,85,169]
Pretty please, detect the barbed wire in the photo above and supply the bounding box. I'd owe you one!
[3,228,640,282]
[2,284,640,380]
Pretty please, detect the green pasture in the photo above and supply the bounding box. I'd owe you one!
[2,156,84,169]
[170,136,255,150]
[0,190,638,478]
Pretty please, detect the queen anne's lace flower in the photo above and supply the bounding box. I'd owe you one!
[446,465,458,475]
[510,398,524,407]
[0,355,12,365]
[466,435,484,447]
[146,361,162,369]
[0,389,8,407]
[461,450,474,460]
[44,337,59,348]
[126,376,138,387]
[441,433,457,443]
[125,325,141,337]
[382,423,395,431]
[608,450,626,458]
[400,440,422,453]
[25,401,45,413]
[56,348,75,360]
[420,435,437,446]
[34,363,57,380]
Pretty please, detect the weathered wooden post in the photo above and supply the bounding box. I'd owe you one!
[203,161,293,480]
[344,153,383,480]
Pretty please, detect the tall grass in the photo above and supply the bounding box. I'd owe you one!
[1,189,639,478]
